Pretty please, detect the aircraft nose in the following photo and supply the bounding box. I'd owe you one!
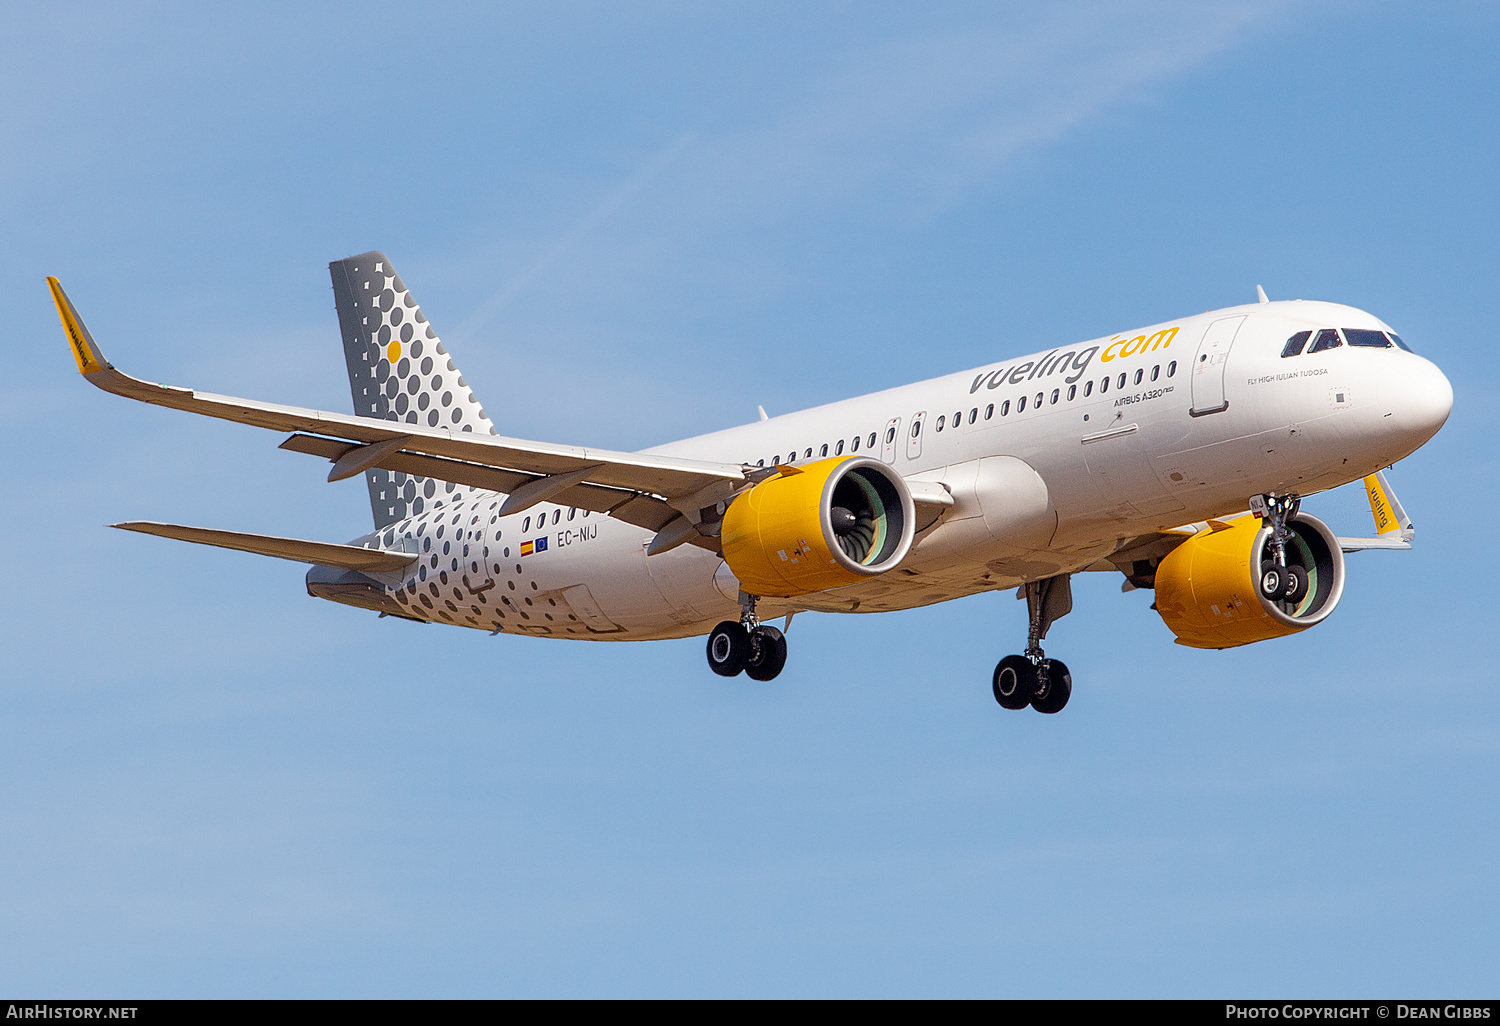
[1391,355,1453,447]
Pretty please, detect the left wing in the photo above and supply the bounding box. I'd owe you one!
[49,277,747,540]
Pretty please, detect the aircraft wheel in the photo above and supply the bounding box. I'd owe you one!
[1282,565,1308,604]
[707,621,751,677]
[1258,562,1286,601]
[1031,660,1072,715]
[744,625,788,681]
[992,655,1038,710]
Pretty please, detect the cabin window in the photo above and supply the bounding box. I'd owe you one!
[1167,360,1177,377]
[985,404,994,419]
[1035,392,1044,409]
[1084,380,1093,397]
[1017,395,1028,412]
[772,455,780,465]
[868,433,877,448]
[1001,400,1011,416]
[1067,385,1076,400]
[787,451,796,463]
[851,436,860,451]
[1281,331,1311,358]
[835,440,845,455]
[1050,389,1060,405]
[952,411,961,426]
[1116,373,1126,389]
[884,427,895,444]
[1309,328,1342,354]
[522,517,530,532]
[969,408,978,424]
[936,415,945,432]
[1151,365,1160,381]
[1134,369,1143,385]
[552,509,561,525]
[804,448,813,459]
[820,444,829,456]
[568,508,576,521]
[1100,376,1109,393]
[911,421,921,437]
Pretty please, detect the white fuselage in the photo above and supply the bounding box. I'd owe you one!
[349,300,1451,640]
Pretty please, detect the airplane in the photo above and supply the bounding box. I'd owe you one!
[47,254,1452,713]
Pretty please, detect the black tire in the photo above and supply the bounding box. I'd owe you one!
[992,655,1038,710]
[707,621,751,677]
[1031,659,1072,714]
[744,625,788,681]
[1259,562,1286,601]
[1282,564,1308,604]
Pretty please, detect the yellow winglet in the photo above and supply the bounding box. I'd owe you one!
[1363,471,1408,536]
[46,276,110,376]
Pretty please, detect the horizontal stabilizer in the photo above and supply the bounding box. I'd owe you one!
[113,522,418,573]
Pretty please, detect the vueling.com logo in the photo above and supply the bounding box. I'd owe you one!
[967,325,1179,395]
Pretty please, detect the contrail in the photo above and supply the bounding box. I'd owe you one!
[458,132,696,337]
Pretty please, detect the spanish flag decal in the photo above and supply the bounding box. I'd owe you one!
[521,537,548,556]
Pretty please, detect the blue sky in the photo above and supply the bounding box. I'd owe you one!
[3,1,1498,997]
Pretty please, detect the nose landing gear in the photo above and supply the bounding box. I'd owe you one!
[1251,492,1307,603]
[992,574,1074,715]
[706,593,787,681]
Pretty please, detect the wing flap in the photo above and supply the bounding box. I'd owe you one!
[113,521,418,573]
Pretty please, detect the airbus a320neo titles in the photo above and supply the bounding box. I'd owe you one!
[48,254,1452,713]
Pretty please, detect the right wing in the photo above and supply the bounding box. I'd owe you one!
[114,522,418,573]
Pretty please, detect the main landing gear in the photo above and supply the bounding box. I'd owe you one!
[707,593,787,681]
[993,574,1074,715]
[1251,492,1308,604]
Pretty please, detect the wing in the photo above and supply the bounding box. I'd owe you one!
[48,278,747,539]
[114,521,418,573]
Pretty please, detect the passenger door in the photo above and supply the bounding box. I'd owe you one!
[1190,315,1245,416]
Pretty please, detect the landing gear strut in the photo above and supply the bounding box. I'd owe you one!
[1252,492,1307,603]
[706,592,787,681]
[992,574,1073,714]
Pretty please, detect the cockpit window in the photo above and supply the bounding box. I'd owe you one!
[1281,331,1311,358]
[1388,332,1413,352]
[1308,328,1342,354]
[1344,328,1392,348]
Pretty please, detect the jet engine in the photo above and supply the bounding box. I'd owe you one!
[1154,511,1345,649]
[720,456,915,597]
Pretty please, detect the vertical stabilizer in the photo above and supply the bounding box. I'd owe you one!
[329,252,496,528]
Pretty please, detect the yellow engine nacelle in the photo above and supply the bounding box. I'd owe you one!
[721,456,916,598]
[1154,511,1345,649]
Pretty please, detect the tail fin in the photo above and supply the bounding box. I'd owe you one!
[329,252,496,528]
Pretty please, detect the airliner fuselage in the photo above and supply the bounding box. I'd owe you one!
[320,299,1449,641]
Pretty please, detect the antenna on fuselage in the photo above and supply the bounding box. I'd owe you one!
[1256,284,1270,304]
[757,405,769,421]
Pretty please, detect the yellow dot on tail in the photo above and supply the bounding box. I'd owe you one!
[386,340,400,362]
